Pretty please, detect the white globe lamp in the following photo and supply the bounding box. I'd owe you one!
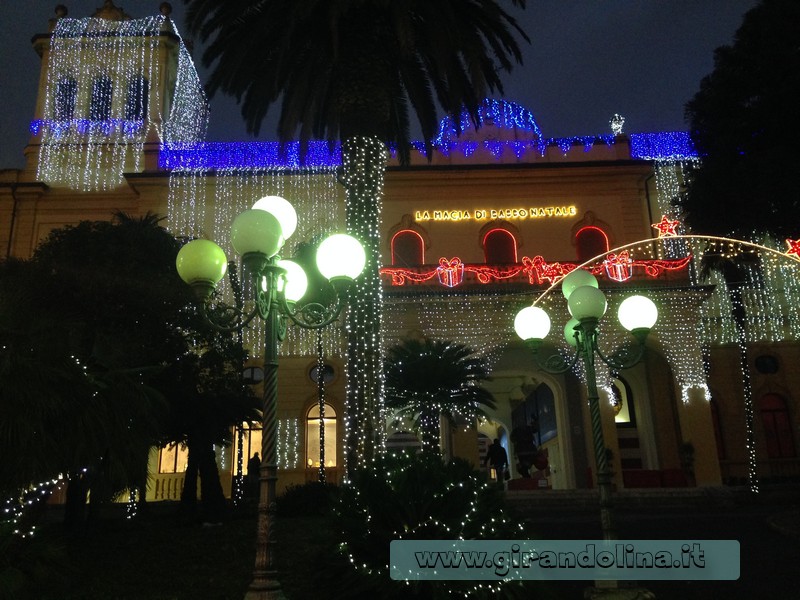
[316,234,366,280]
[618,295,658,332]
[252,195,298,240]
[231,209,284,258]
[514,306,552,341]
[567,285,608,320]
[277,259,309,303]
[561,269,599,299]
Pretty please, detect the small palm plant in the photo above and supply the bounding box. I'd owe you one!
[384,338,495,455]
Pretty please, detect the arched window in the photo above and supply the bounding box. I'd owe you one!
[125,77,149,121]
[760,394,796,458]
[306,404,337,468]
[710,398,725,459]
[90,76,113,121]
[575,226,609,262]
[483,229,517,264]
[612,377,636,425]
[391,230,425,266]
[55,78,77,121]
[512,382,556,445]
[237,422,263,475]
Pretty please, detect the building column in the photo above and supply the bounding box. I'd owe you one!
[675,387,722,486]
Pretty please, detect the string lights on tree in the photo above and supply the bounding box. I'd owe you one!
[341,136,389,473]
[2,477,64,538]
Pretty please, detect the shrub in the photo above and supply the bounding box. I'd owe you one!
[330,452,538,599]
[276,481,340,518]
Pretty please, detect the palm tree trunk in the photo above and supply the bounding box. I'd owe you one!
[180,443,198,515]
[64,471,88,530]
[723,262,759,492]
[197,441,226,524]
[342,135,388,476]
[419,412,441,456]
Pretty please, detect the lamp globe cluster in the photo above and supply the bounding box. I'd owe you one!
[176,195,365,299]
[513,270,658,343]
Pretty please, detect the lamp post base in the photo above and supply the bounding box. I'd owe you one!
[244,574,287,600]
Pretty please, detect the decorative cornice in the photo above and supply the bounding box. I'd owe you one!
[92,0,132,21]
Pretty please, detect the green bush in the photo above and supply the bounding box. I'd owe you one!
[0,524,65,600]
[329,452,538,599]
[276,481,340,518]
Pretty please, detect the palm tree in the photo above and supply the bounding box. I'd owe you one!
[680,1,800,491]
[156,332,260,523]
[183,0,529,470]
[0,213,217,523]
[0,257,168,525]
[384,338,496,455]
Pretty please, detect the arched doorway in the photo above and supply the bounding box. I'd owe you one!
[759,393,795,459]
[481,343,576,489]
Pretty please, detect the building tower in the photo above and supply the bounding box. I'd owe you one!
[24,1,207,190]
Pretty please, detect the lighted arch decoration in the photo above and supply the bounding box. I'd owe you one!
[571,211,614,259]
[387,214,430,267]
[575,226,610,263]
[529,234,800,307]
[522,233,800,400]
[521,234,800,496]
[391,230,426,266]
[483,228,518,264]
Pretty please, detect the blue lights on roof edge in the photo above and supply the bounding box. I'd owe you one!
[157,131,698,171]
[32,96,699,171]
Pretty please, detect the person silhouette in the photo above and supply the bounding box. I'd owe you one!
[485,438,509,482]
[247,452,261,497]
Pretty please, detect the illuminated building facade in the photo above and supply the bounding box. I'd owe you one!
[1,3,798,501]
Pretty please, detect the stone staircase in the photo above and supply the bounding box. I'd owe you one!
[505,486,740,514]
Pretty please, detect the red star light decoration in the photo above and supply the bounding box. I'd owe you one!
[652,215,680,238]
[785,238,800,258]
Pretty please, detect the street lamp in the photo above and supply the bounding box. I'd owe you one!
[176,196,365,600]
[513,270,657,542]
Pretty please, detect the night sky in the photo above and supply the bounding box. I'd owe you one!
[0,1,761,169]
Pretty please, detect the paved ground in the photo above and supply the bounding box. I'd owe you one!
[515,494,800,599]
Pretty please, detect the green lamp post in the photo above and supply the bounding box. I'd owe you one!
[176,196,365,600]
[513,270,658,542]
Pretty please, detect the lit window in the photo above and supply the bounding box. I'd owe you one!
[391,230,425,266]
[55,78,77,120]
[575,226,609,262]
[612,378,636,425]
[483,229,517,264]
[236,422,263,475]
[760,394,795,458]
[306,404,337,468]
[125,77,148,121]
[90,76,113,121]
[158,442,189,474]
